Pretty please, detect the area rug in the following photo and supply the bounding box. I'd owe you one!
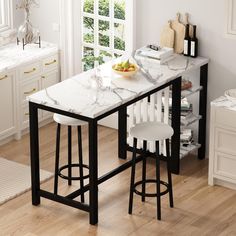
[0,157,53,205]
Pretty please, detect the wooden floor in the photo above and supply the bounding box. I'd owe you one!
[0,123,235,236]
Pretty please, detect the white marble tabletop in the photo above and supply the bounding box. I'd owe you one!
[27,55,209,119]
[0,42,58,73]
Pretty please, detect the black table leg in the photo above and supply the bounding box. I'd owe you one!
[118,107,127,159]
[88,120,98,225]
[198,64,208,160]
[171,77,182,174]
[29,102,41,205]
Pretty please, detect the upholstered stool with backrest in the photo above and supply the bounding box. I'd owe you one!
[128,121,174,220]
[53,114,89,203]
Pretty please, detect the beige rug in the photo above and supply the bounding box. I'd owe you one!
[0,157,53,205]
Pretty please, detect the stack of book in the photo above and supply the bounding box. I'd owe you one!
[180,129,193,147]
[136,45,174,64]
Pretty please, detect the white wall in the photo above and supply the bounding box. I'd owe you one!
[30,0,60,44]
[136,0,236,102]
[13,0,24,29]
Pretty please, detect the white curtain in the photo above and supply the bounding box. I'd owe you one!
[59,0,82,80]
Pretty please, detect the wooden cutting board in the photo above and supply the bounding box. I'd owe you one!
[185,13,194,38]
[160,21,175,48]
[171,13,186,54]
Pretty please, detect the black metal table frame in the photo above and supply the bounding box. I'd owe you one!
[29,64,208,225]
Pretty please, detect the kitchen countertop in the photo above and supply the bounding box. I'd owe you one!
[211,96,236,111]
[0,42,58,73]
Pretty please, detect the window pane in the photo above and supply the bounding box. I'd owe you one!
[83,17,94,44]
[114,0,125,20]
[99,0,109,17]
[83,47,95,71]
[114,23,125,50]
[83,0,94,14]
[99,20,110,47]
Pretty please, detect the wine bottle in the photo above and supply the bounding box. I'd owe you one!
[183,24,191,56]
[190,25,198,58]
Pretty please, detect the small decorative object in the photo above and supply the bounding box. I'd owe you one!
[181,79,192,90]
[225,89,236,103]
[16,0,41,50]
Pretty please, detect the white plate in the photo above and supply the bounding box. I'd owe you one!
[225,89,236,103]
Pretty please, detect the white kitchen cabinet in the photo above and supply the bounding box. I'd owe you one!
[209,97,236,189]
[0,71,16,139]
[0,42,60,142]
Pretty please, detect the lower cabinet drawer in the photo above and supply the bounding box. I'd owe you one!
[43,54,58,72]
[215,128,236,156]
[214,152,236,180]
[20,62,41,80]
[215,106,236,129]
[21,79,40,104]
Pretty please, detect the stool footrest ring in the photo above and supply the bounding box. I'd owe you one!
[133,179,169,198]
[58,163,89,181]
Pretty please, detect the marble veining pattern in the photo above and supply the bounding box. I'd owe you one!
[0,42,58,73]
[28,55,209,119]
[211,96,236,111]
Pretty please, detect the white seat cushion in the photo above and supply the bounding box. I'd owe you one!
[130,122,174,141]
[53,114,87,126]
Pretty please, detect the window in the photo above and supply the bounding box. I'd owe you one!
[81,0,134,71]
[0,0,13,33]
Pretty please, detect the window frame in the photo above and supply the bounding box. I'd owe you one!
[59,0,135,80]
[81,0,135,71]
[0,0,13,34]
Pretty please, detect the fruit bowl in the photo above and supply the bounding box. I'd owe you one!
[112,60,139,78]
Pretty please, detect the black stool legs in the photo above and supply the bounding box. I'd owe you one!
[166,139,174,208]
[54,124,86,203]
[68,126,72,186]
[78,126,85,203]
[155,141,161,220]
[128,138,137,215]
[142,141,147,202]
[128,138,174,220]
[54,124,61,195]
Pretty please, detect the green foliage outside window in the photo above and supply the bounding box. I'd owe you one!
[83,0,125,71]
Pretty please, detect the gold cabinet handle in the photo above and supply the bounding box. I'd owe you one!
[24,68,36,74]
[0,75,8,80]
[25,112,29,116]
[24,88,37,95]
[41,75,46,79]
[45,59,57,66]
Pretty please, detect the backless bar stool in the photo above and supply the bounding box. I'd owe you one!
[53,114,89,202]
[128,121,174,220]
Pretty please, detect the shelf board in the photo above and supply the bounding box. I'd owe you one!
[180,143,201,159]
[181,86,203,99]
[181,113,202,127]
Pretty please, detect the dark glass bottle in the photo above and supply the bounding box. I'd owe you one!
[190,25,198,58]
[183,24,191,56]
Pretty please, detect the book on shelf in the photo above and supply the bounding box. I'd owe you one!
[136,45,174,64]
